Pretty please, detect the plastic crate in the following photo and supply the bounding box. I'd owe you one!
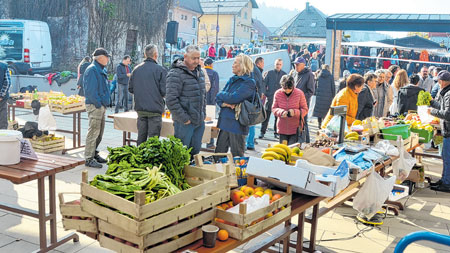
[380,124,410,140]
[411,128,433,143]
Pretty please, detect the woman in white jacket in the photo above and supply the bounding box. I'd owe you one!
[389,69,408,115]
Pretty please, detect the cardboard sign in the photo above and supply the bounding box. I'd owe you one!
[20,139,38,160]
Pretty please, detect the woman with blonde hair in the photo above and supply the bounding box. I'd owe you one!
[389,69,408,115]
[215,54,257,157]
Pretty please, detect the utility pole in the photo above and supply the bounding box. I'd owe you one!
[215,4,222,50]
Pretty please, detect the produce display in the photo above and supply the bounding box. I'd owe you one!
[49,94,84,105]
[261,143,292,163]
[107,136,191,190]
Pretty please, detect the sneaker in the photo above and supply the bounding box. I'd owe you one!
[258,134,264,139]
[274,133,279,139]
[85,159,103,168]
[431,183,450,193]
[95,154,107,164]
[429,180,442,187]
[254,139,258,145]
[247,147,255,150]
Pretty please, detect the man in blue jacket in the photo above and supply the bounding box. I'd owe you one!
[0,62,11,129]
[83,48,111,168]
[204,58,219,148]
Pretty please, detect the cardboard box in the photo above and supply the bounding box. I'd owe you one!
[246,157,350,197]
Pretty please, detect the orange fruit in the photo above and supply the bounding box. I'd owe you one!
[217,229,229,241]
[272,194,282,202]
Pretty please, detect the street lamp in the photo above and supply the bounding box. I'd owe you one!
[215,4,223,52]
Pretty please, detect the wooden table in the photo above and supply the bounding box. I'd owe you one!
[8,104,85,154]
[0,153,84,252]
[108,111,219,146]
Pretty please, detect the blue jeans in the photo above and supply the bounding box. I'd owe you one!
[442,137,450,185]
[174,121,205,156]
[115,83,129,113]
[246,126,255,148]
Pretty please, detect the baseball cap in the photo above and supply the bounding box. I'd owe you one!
[437,70,450,81]
[294,57,306,65]
[204,58,214,66]
[92,48,110,57]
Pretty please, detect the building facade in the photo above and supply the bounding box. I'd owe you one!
[198,0,258,46]
[169,0,203,47]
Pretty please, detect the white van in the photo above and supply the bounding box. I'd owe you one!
[0,19,52,75]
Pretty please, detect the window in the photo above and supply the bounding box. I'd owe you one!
[210,24,216,31]
[200,23,206,30]
[192,17,196,29]
[168,10,173,21]
[310,22,316,27]
[244,12,247,20]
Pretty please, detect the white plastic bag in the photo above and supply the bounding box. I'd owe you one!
[226,194,270,214]
[326,115,348,137]
[374,140,399,156]
[353,169,396,219]
[417,105,433,124]
[38,105,57,131]
[308,95,316,118]
[392,142,415,182]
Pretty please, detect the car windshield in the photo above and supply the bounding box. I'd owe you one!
[0,29,23,61]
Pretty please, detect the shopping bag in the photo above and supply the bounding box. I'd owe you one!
[392,141,415,182]
[326,115,348,136]
[417,105,433,124]
[307,95,316,118]
[38,105,57,131]
[353,169,396,219]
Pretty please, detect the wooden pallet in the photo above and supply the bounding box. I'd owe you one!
[30,136,65,153]
[97,210,212,252]
[59,192,98,233]
[214,180,292,241]
[80,165,230,236]
[50,101,85,113]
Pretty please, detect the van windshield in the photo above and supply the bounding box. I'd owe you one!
[0,30,23,61]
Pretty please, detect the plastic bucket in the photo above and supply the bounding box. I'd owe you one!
[0,130,23,165]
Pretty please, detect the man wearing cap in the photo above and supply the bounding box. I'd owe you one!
[204,58,219,148]
[0,61,11,129]
[428,70,450,192]
[129,44,167,145]
[291,56,315,143]
[83,48,111,168]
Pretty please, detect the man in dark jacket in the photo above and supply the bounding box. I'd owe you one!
[0,62,11,129]
[115,55,131,113]
[83,48,111,168]
[429,70,450,192]
[129,44,167,145]
[292,57,315,143]
[397,74,424,115]
[77,56,91,96]
[259,58,286,139]
[313,65,335,127]
[204,58,219,149]
[166,45,206,156]
[218,45,227,60]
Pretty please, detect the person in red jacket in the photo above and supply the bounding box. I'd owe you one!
[272,75,308,145]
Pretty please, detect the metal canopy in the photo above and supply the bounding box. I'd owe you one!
[327,13,450,32]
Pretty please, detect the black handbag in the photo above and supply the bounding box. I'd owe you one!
[238,91,266,126]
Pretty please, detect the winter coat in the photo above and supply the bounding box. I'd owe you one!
[208,47,216,58]
[116,63,131,85]
[431,82,440,99]
[322,87,359,128]
[389,86,400,115]
[77,61,90,96]
[205,66,219,105]
[166,59,206,125]
[430,84,450,138]
[397,84,424,115]
[356,84,375,120]
[128,58,167,114]
[252,65,263,96]
[385,83,393,116]
[219,47,227,58]
[216,75,256,135]
[309,58,319,72]
[372,83,387,118]
[83,60,111,108]
[263,69,286,98]
[292,67,315,106]
[313,69,335,119]
[272,88,308,135]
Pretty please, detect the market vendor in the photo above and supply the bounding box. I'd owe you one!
[322,74,364,129]
[428,70,450,193]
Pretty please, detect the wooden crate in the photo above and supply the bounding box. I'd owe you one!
[80,166,230,236]
[194,152,238,188]
[50,101,86,113]
[30,136,65,153]
[374,133,412,150]
[97,209,212,253]
[59,193,98,233]
[214,178,292,241]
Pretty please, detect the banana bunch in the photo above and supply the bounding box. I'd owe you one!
[345,131,359,141]
[261,144,292,163]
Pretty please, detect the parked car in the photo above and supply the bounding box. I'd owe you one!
[0,19,52,75]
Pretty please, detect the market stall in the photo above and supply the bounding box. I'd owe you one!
[8,91,86,154]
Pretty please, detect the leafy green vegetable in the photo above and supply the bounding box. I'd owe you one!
[417,91,432,106]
